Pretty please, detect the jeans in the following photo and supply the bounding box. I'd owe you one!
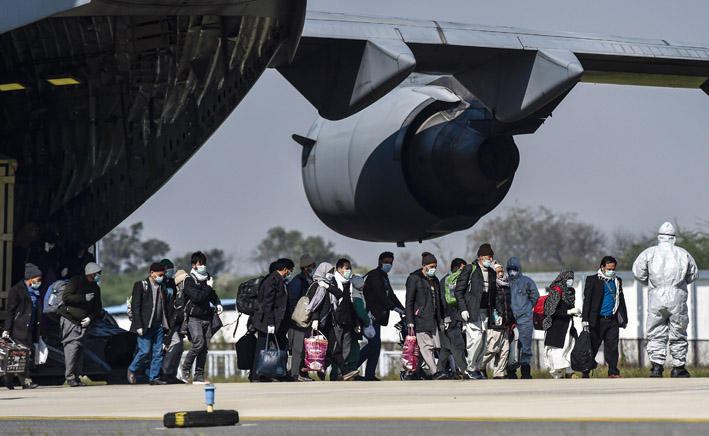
[129,325,164,381]
[357,322,382,379]
[182,318,213,380]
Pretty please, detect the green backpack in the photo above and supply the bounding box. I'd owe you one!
[444,264,476,306]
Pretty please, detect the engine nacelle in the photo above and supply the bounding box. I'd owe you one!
[300,86,519,243]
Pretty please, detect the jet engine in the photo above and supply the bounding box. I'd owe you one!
[299,86,519,243]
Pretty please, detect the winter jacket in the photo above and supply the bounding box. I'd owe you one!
[454,262,497,322]
[507,257,539,324]
[544,298,576,348]
[405,270,443,334]
[582,275,628,329]
[493,283,516,329]
[183,274,221,321]
[363,267,403,326]
[3,281,42,345]
[61,275,102,326]
[129,277,170,333]
[251,271,289,334]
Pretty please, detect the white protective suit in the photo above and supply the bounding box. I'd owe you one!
[632,222,698,367]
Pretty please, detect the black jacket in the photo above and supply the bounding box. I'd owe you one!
[493,283,516,329]
[3,281,42,345]
[61,275,102,326]
[183,274,221,321]
[363,267,404,326]
[405,270,443,334]
[251,271,289,334]
[582,275,628,328]
[454,263,497,322]
[544,299,575,348]
[129,277,170,333]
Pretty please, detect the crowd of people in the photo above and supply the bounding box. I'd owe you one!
[0,221,699,388]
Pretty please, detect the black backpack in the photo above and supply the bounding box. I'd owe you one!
[236,276,264,316]
[232,276,264,337]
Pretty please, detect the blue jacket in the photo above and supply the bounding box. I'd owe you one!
[506,257,539,323]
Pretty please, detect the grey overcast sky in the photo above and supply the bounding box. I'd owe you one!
[116,0,709,272]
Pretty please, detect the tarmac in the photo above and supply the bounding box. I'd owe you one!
[2,378,709,435]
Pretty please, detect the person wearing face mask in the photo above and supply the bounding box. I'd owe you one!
[127,262,170,385]
[505,257,539,379]
[360,251,404,381]
[179,251,223,384]
[633,222,698,378]
[287,254,317,382]
[405,252,445,380]
[480,262,516,379]
[543,270,582,379]
[437,258,468,378]
[162,269,188,383]
[249,258,295,382]
[581,256,628,378]
[2,263,43,389]
[454,243,498,380]
[60,262,103,387]
[325,258,360,381]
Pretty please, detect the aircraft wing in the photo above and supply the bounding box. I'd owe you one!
[277,12,709,121]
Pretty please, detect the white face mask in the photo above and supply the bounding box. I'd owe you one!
[566,279,574,287]
[342,269,353,280]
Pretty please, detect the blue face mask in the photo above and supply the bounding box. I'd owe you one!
[325,273,334,281]
[482,259,492,268]
[566,279,574,287]
[426,267,436,277]
[285,272,292,281]
[165,268,175,279]
[94,274,101,283]
[154,275,164,284]
[604,270,616,279]
[30,282,42,290]
[196,265,207,275]
[381,263,392,273]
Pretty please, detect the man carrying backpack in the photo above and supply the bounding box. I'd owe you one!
[178,251,223,384]
[454,244,498,379]
[437,258,468,378]
[127,262,170,385]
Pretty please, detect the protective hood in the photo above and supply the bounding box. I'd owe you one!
[313,262,334,282]
[658,222,676,244]
[506,257,523,278]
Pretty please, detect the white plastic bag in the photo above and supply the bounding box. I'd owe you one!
[34,337,48,365]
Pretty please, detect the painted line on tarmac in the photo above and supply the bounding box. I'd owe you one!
[3,416,709,423]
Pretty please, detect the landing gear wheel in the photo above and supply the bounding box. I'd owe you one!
[163,410,239,428]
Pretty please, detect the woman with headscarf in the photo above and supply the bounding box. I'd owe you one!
[543,270,582,379]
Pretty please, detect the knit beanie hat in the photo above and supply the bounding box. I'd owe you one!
[477,243,494,257]
[24,263,42,279]
[421,252,438,265]
[300,253,316,268]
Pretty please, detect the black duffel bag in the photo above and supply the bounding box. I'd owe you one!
[235,330,257,370]
[571,328,598,373]
[255,333,287,377]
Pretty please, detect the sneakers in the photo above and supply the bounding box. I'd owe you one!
[649,363,664,378]
[297,376,314,382]
[192,378,211,385]
[67,379,85,387]
[342,370,359,381]
[22,382,39,389]
[464,369,476,380]
[127,369,137,385]
[149,379,167,385]
[432,372,448,380]
[671,366,691,378]
[564,373,579,379]
[176,367,191,384]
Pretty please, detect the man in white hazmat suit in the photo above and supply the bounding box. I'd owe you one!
[632,222,698,378]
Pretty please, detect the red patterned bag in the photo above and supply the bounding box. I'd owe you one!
[401,328,420,371]
[304,331,328,372]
